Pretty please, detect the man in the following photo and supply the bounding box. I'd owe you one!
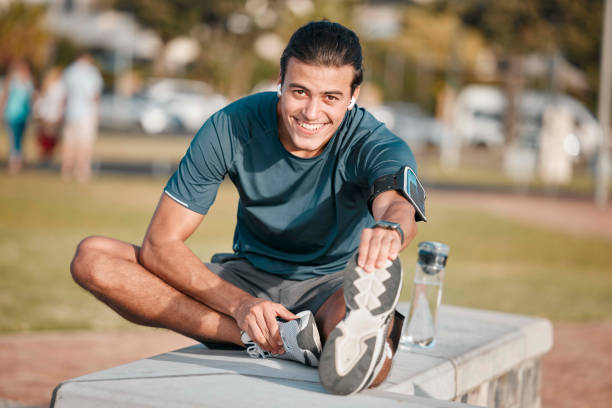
[70,21,426,395]
[61,53,103,182]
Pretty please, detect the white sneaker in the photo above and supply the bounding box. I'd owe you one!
[241,310,322,367]
[318,254,402,395]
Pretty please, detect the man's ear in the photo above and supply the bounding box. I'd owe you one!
[348,86,361,110]
[276,73,282,97]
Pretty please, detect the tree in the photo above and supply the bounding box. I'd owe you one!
[437,0,603,144]
[0,2,52,72]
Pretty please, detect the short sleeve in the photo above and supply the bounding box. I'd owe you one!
[350,126,425,221]
[164,115,232,214]
[354,127,419,185]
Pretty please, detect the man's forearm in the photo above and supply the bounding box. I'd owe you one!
[139,240,252,318]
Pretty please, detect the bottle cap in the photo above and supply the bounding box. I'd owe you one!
[417,241,449,275]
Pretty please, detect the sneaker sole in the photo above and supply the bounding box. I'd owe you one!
[319,254,402,395]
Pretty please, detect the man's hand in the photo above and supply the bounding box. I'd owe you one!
[233,297,298,355]
[358,190,417,273]
[358,227,402,273]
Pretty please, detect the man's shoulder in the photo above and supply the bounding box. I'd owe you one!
[192,92,276,150]
[344,106,405,148]
[207,91,277,140]
[220,91,276,118]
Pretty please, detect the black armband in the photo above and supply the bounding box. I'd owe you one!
[368,166,427,222]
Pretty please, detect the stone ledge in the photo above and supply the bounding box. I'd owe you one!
[383,305,552,403]
[52,304,552,407]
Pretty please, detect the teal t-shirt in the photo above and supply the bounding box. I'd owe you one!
[165,92,420,280]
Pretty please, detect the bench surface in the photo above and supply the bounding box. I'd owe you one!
[52,304,552,407]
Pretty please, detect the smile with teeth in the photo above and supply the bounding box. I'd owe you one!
[297,120,325,131]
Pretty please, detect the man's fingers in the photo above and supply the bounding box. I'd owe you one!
[358,228,372,267]
[375,235,391,268]
[246,319,271,352]
[388,236,401,260]
[263,311,283,354]
[250,308,278,353]
[364,232,382,272]
[358,228,402,272]
[275,305,298,321]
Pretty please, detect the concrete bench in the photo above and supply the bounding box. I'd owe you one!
[51,304,552,407]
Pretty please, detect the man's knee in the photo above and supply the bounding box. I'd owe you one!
[70,235,114,290]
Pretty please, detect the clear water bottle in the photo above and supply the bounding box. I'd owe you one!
[401,241,449,348]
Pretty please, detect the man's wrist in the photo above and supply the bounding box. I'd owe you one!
[373,220,404,245]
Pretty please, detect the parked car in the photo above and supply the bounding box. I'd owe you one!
[99,92,150,131]
[454,85,602,158]
[140,78,227,134]
[370,102,454,148]
[99,78,228,135]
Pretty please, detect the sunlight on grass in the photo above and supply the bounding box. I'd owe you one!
[0,170,610,333]
[0,128,192,165]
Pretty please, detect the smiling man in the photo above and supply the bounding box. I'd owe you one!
[70,21,426,395]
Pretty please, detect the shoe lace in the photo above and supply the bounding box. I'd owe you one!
[245,341,271,359]
[241,330,272,359]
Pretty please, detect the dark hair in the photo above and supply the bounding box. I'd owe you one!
[280,20,363,94]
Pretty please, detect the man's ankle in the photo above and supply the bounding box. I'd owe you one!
[368,310,404,388]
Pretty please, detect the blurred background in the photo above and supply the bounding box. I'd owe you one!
[0,0,611,407]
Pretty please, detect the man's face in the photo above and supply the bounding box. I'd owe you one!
[277,58,359,158]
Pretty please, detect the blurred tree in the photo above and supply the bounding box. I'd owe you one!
[439,0,555,146]
[99,0,244,94]
[101,0,358,97]
[437,0,603,144]
[0,2,52,73]
[550,0,604,103]
[385,6,485,109]
[100,0,242,42]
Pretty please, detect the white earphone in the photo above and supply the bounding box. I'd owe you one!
[348,96,356,110]
[277,84,282,97]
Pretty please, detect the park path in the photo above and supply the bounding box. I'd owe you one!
[431,189,612,240]
[1,189,611,407]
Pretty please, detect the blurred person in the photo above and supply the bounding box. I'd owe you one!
[34,67,65,162]
[70,21,426,395]
[0,59,34,174]
[61,53,103,182]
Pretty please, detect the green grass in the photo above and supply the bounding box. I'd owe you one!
[399,199,612,321]
[1,170,611,333]
[0,128,192,165]
[417,147,611,197]
[0,171,239,332]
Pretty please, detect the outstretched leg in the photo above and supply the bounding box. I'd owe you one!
[70,235,242,345]
[315,254,403,395]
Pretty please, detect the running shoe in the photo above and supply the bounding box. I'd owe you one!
[241,310,322,367]
[318,254,402,395]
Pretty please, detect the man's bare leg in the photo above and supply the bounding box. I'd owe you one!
[70,235,243,345]
[314,289,345,342]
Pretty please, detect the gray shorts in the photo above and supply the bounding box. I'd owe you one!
[206,257,344,315]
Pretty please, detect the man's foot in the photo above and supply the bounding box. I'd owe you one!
[318,254,402,395]
[241,310,322,367]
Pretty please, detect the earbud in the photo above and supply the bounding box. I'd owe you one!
[277,84,282,97]
[347,96,356,110]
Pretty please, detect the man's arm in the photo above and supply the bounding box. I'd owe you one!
[357,190,417,272]
[139,194,296,354]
